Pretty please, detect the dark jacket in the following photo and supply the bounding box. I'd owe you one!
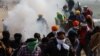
[45,38,71,56]
[68,12,76,21]
[75,14,85,22]
[67,0,75,11]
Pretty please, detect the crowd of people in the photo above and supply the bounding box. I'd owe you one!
[0,0,100,56]
[0,25,100,56]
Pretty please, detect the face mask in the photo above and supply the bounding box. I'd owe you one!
[57,38,65,44]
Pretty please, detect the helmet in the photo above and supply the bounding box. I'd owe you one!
[75,10,80,15]
[73,20,80,26]
[51,25,59,31]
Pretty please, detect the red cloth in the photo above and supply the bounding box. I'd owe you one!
[78,28,87,46]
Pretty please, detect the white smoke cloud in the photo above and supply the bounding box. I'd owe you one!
[4,0,66,41]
